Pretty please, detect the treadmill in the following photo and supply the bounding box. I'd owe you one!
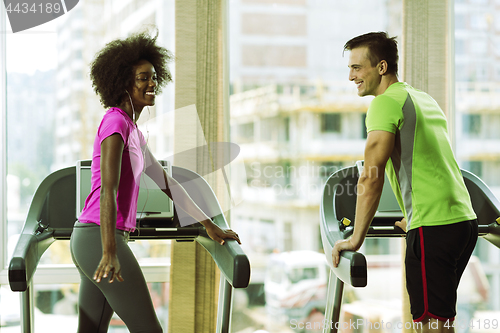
[8,160,250,333]
[320,161,500,333]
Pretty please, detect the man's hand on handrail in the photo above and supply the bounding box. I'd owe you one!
[395,217,407,233]
[332,238,358,268]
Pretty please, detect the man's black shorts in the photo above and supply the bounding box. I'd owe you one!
[405,219,478,322]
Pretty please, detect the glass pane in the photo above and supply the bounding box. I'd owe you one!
[229,0,403,331]
[38,239,171,266]
[4,1,175,331]
[1,283,169,332]
[454,0,500,324]
[6,22,58,254]
[0,285,20,330]
[6,3,175,263]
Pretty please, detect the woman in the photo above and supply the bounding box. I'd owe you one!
[70,31,240,333]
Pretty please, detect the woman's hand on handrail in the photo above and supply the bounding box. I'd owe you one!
[204,220,241,246]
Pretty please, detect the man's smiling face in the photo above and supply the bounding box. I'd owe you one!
[348,46,383,97]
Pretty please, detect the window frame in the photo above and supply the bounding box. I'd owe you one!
[1,1,8,284]
[320,113,342,133]
[448,0,457,153]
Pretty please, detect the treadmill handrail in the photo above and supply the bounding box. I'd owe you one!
[320,166,367,288]
[320,163,500,290]
[172,166,250,289]
[461,169,500,218]
[9,166,75,292]
[9,163,250,292]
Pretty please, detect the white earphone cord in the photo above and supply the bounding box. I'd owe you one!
[125,93,152,230]
[125,90,136,123]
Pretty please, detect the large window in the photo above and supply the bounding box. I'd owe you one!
[3,1,500,331]
[1,2,175,331]
[229,0,500,331]
[229,0,403,330]
[455,0,500,314]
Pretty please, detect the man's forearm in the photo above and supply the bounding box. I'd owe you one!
[350,173,384,249]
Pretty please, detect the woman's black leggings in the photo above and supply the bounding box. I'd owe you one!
[70,222,163,333]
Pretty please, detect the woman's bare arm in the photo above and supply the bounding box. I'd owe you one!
[144,147,241,245]
[94,133,125,283]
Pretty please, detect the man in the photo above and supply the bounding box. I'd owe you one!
[331,32,478,333]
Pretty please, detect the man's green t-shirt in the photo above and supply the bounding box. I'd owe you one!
[366,82,476,231]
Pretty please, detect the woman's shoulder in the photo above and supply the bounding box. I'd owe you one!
[101,108,132,127]
[103,107,128,120]
[98,108,132,137]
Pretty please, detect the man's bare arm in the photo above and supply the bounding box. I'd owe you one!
[332,130,395,266]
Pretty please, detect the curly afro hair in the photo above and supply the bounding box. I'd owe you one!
[90,30,173,108]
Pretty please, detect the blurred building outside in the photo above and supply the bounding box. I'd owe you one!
[5,0,176,330]
[227,0,500,330]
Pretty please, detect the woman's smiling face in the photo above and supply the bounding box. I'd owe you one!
[128,59,157,110]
